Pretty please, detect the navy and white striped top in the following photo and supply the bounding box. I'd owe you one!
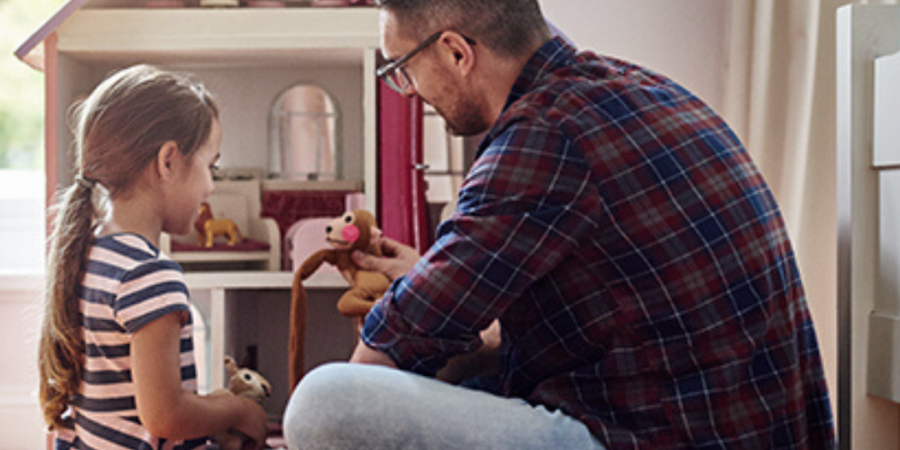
[55,233,206,450]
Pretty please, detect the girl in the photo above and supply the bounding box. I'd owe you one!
[39,65,268,450]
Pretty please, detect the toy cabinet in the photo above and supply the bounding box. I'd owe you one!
[20,1,391,420]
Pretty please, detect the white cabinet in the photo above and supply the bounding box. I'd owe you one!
[837,4,900,448]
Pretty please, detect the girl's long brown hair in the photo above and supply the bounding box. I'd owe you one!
[39,64,218,429]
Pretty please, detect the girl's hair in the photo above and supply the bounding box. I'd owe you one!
[39,64,218,429]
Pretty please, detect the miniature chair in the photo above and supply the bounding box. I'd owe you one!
[284,217,340,275]
[283,192,365,272]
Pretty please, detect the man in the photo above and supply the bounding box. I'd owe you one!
[283,1,836,449]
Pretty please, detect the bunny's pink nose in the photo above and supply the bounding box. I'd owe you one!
[342,224,360,243]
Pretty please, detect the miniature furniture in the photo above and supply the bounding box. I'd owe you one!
[283,192,366,272]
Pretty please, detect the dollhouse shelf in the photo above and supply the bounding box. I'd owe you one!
[54,8,380,64]
[184,269,345,290]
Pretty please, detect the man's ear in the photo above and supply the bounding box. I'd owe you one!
[155,141,180,181]
[439,31,476,77]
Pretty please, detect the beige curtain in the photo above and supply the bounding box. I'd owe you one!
[723,0,897,444]
[725,0,857,397]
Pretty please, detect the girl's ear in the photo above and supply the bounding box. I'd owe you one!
[155,141,181,181]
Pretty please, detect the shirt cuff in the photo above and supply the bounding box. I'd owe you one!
[361,292,452,376]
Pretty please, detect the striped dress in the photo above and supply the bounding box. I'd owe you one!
[55,233,206,450]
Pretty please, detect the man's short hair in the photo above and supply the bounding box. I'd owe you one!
[376,0,551,58]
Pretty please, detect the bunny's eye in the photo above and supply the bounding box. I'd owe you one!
[243,373,252,382]
[344,214,353,223]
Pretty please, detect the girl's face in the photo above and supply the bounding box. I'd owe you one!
[162,119,222,236]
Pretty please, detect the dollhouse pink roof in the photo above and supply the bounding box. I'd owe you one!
[15,0,86,70]
[15,0,158,70]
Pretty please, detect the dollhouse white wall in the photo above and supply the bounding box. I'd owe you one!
[51,62,366,183]
[186,66,365,180]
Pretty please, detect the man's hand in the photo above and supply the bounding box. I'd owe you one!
[352,236,420,281]
[436,320,502,384]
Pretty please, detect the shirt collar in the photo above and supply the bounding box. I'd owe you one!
[503,36,578,112]
[477,37,577,157]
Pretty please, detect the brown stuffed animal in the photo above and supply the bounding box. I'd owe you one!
[210,356,272,450]
[194,201,242,248]
[288,210,391,390]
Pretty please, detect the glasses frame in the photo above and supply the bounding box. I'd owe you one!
[376,30,476,94]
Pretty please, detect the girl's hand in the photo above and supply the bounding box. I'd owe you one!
[352,236,420,281]
[233,396,268,450]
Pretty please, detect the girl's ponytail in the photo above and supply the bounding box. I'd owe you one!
[39,177,99,428]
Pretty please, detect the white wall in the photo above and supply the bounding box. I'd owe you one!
[0,276,48,450]
[540,0,731,113]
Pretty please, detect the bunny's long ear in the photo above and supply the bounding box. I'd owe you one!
[224,356,239,377]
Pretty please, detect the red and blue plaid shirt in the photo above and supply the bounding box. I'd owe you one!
[362,37,835,449]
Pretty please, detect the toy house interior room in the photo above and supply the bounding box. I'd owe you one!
[1,0,899,448]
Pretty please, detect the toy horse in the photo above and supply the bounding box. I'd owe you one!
[195,202,243,248]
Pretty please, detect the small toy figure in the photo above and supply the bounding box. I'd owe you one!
[288,210,391,389]
[195,202,243,248]
[210,357,272,450]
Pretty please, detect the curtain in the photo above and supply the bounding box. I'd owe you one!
[724,0,847,399]
[723,0,898,446]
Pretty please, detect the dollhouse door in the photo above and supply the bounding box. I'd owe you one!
[377,81,430,253]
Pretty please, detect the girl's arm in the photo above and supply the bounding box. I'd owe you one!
[131,311,268,448]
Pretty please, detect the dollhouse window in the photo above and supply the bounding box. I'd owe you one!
[268,84,341,181]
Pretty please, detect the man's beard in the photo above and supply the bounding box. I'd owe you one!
[431,95,490,137]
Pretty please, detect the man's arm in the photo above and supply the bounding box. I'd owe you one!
[351,124,594,377]
[350,340,398,367]
[349,237,413,368]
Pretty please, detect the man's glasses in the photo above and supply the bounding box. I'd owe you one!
[376,31,476,94]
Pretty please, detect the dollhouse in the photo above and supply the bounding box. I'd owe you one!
[16,0,428,420]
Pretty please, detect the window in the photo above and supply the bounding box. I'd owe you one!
[0,0,66,273]
[269,84,341,181]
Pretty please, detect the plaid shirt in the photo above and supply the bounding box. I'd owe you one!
[362,38,835,449]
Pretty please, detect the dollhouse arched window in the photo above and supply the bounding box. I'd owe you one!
[268,84,341,181]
